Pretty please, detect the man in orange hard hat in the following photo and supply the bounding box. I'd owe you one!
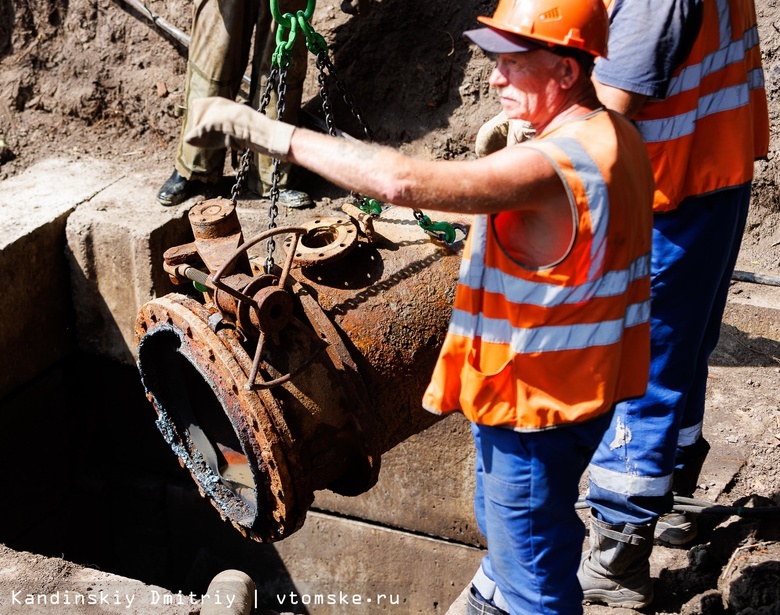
[181,0,655,612]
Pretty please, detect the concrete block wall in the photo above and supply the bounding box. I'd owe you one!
[312,414,483,547]
[64,167,193,364]
[0,159,118,398]
[269,512,483,614]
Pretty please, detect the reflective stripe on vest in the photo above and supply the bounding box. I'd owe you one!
[422,111,653,431]
[450,220,651,356]
[633,0,769,211]
[457,248,651,308]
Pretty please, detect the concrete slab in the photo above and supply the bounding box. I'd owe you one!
[445,585,470,615]
[64,161,194,364]
[160,481,482,615]
[313,413,483,547]
[722,280,780,342]
[270,511,483,615]
[0,158,120,398]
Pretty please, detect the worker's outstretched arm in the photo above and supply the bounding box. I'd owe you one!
[185,97,565,216]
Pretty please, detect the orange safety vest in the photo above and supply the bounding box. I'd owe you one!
[422,110,654,431]
[632,0,769,212]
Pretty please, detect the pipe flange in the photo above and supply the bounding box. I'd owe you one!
[284,216,358,266]
[135,294,308,542]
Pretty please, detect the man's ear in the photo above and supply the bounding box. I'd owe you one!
[558,56,580,89]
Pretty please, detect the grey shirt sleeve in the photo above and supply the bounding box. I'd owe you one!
[593,0,704,99]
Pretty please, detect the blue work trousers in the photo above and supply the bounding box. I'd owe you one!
[586,184,751,525]
[471,411,613,615]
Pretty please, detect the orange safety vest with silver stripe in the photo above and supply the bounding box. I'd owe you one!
[422,110,653,431]
[632,0,769,212]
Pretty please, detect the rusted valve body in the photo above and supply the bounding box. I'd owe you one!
[135,198,465,542]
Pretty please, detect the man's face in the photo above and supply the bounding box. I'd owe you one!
[488,50,562,127]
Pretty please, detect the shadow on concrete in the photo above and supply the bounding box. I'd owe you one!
[0,354,310,614]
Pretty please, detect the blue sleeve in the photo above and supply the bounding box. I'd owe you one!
[594,0,703,99]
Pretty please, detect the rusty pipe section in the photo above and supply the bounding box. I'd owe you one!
[135,197,466,542]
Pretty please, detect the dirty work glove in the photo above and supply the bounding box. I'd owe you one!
[184,97,296,160]
[475,111,535,157]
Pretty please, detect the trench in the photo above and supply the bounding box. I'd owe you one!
[0,351,320,610]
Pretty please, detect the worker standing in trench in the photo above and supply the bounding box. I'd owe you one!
[574,0,770,609]
[182,0,655,613]
[156,0,312,207]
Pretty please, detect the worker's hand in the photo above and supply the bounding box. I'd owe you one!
[475,111,535,157]
[184,97,296,159]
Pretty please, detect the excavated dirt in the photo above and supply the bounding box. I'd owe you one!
[1,0,780,613]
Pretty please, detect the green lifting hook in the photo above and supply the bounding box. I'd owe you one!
[416,213,458,245]
[359,197,383,216]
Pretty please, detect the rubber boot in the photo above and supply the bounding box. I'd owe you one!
[578,514,656,609]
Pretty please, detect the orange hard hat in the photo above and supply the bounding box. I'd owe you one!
[475,0,609,58]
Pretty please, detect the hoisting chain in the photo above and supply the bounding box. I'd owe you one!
[312,49,382,217]
[230,0,458,266]
[230,65,281,206]
[229,1,298,274]
[311,40,457,242]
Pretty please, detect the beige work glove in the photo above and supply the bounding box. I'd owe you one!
[475,111,536,157]
[184,97,296,160]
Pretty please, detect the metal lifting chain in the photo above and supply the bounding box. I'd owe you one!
[312,49,381,216]
[231,0,458,259]
[310,35,458,243]
[230,65,280,207]
[229,2,298,274]
[264,60,290,273]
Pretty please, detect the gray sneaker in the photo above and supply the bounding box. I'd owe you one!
[654,512,698,546]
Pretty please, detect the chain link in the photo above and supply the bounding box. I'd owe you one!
[264,59,290,274]
[318,53,375,142]
[229,66,279,206]
[316,50,385,216]
[316,52,449,237]
[229,148,253,206]
[226,58,289,274]
[315,51,337,137]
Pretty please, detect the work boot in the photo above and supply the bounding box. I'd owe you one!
[277,189,313,209]
[578,514,656,609]
[655,511,698,546]
[157,170,207,206]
